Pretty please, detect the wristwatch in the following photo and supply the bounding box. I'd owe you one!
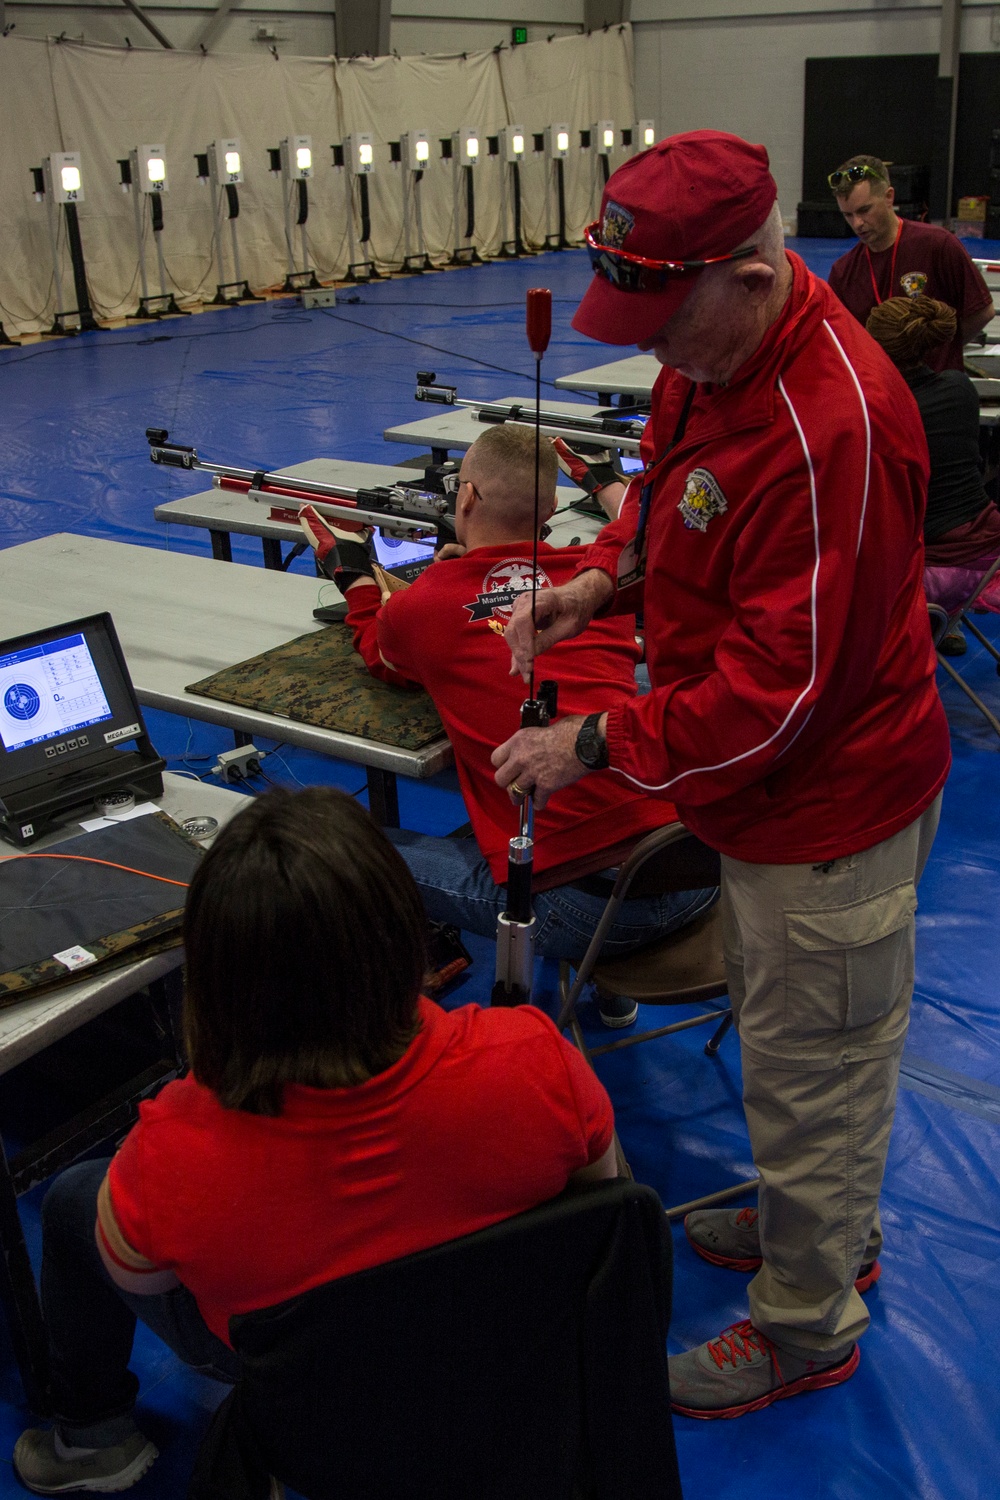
[575,712,609,770]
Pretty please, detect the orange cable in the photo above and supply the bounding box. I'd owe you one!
[3,854,189,888]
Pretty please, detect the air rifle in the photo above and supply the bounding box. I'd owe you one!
[145,428,459,548]
[414,372,646,451]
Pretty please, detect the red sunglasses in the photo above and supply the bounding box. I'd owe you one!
[584,221,758,292]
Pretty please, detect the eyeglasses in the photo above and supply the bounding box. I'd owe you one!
[584,222,758,292]
[827,164,883,192]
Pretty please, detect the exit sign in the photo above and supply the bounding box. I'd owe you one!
[511,25,528,45]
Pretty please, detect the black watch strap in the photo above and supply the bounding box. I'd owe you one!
[575,712,609,770]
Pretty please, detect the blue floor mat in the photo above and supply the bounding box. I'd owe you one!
[2,246,1000,1500]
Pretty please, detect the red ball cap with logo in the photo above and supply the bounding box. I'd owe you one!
[572,129,778,347]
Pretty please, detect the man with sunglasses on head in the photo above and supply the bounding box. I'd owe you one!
[495,130,951,1419]
[828,154,991,369]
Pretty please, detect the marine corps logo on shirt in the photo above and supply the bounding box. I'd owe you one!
[464,558,553,624]
[601,200,635,249]
[678,468,728,532]
[900,271,927,298]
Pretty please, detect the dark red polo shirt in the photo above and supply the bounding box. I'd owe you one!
[829,219,991,370]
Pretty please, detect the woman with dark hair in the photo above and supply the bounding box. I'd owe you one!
[14,788,615,1495]
[865,294,1000,651]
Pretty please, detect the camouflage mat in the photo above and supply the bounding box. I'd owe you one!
[186,628,443,751]
[0,812,200,1007]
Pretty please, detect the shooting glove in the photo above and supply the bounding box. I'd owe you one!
[552,437,622,498]
[299,504,376,587]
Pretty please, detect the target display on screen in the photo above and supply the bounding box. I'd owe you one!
[0,632,114,753]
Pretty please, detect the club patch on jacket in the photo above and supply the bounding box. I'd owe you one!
[678,468,728,532]
[900,271,927,298]
[464,558,553,623]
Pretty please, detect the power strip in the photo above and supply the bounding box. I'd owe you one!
[213,744,261,782]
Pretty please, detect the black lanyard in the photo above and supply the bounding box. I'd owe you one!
[633,382,697,563]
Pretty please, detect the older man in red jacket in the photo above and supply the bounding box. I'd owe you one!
[497,131,951,1418]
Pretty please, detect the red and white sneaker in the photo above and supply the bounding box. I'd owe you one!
[684,1205,882,1294]
[669,1319,859,1420]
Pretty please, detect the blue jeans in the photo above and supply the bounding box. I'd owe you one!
[39,1158,239,1446]
[384,828,718,965]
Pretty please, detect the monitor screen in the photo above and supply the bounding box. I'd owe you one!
[373,533,436,570]
[0,613,148,802]
[0,632,113,753]
[619,455,644,475]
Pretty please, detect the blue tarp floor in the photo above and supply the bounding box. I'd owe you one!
[1,241,998,1500]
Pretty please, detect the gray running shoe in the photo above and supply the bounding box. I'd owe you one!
[684,1205,882,1292]
[669,1319,859,1419]
[13,1427,157,1494]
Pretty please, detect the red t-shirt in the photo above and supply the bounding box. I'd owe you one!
[108,1000,614,1344]
[828,219,991,371]
[349,542,677,884]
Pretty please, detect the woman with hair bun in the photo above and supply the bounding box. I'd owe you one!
[866,294,1000,651]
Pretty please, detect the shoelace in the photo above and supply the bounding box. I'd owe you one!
[707,1320,783,1385]
[735,1207,759,1228]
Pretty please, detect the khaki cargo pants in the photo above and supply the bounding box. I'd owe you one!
[721,795,942,1362]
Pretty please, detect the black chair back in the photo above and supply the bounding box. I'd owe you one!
[189,1180,682,1500]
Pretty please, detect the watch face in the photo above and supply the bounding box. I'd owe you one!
[576,716,608,769]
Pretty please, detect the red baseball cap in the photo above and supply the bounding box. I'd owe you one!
[572,130,778,346]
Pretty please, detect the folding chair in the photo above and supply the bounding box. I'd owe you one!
[555,822,758,1219]
[927,551,1000,741]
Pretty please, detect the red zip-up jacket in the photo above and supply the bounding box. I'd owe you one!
[580,251,951,864]
[346,543,677,884]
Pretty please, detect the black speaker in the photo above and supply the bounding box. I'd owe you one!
[795,201,854,238]
[888,164,929,203]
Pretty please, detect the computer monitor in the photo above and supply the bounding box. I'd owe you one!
[0,613,164,846]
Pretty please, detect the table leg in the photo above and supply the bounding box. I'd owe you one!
[209,529,233,563]
[0,1133,51,1415]
[367,768,400,827]
[261,538,283,570]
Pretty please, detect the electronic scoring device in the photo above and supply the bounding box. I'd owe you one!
[0,613,165,847]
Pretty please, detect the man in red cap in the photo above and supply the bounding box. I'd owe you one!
[495,130,951,1418]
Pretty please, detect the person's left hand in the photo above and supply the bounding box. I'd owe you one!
[492,714,588,811]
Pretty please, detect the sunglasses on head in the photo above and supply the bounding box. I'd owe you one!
[827,164,883,191]
[584,222,758,293]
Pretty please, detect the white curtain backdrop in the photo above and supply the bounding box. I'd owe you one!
[0,29,636,335]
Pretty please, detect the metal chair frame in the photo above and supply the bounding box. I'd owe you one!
[554,821,757,1219]
[929,551,1000,741]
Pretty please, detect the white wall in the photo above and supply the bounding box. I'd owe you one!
[393,0,583,56]
[4,3,337,56]
[632,1,1000,226]
[2,0,583,56]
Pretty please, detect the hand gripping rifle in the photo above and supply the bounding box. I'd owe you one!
[414,373,647,453]
[145,429,459,549]
[491,289,559,1009]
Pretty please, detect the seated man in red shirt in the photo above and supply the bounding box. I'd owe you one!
[302,423,716,1026]
[14,788,616,1495]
